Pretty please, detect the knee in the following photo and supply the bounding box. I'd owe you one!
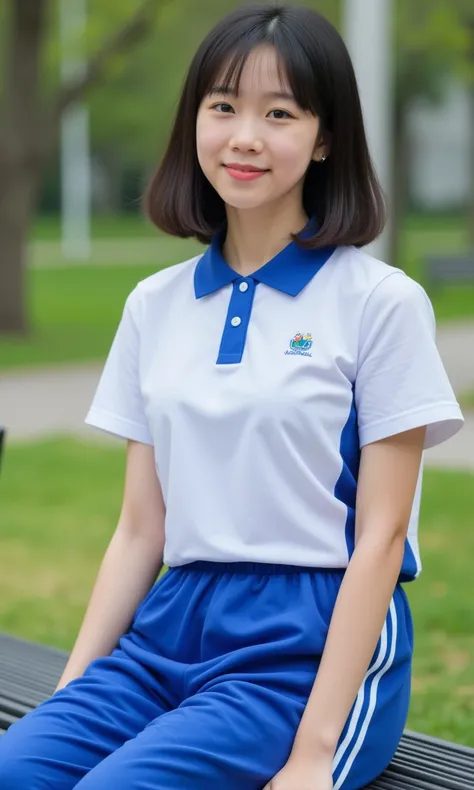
[0,721,45,790]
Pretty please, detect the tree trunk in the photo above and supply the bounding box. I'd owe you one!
[0,0,159,334]
[0,0,48,333]
[0,161,42,334]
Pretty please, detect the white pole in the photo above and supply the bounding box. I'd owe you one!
[59,0,91,260]
[343,0,393,263]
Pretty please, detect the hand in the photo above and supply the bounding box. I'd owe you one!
[262,754,333,790]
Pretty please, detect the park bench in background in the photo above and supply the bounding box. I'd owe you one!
[424,254,474,291]
[0,632,473,789]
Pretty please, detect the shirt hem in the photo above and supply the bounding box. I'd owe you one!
[359,402,464,449]
[84,408,154,446]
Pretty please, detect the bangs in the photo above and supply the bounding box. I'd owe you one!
[197,35,325,121]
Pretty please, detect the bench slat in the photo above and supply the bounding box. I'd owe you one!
[390,756,473,788]
[398,742,474,771]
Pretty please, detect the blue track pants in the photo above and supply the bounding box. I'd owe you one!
[0,561,413,790]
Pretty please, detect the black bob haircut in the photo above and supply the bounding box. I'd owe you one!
[144,2,386,250]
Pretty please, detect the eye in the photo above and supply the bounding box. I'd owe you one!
[268,109,293,120]
[211,103,234,114]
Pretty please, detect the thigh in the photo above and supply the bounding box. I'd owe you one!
[332,585,413,790]
[75,677,306,790]
[0,644,173,790]
[73,579,412,790]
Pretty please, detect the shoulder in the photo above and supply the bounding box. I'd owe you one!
[123,253,204,321]
[333,246,433,320]
[136,253,203,300]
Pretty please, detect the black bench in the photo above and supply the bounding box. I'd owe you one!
[0,633,473,789]
[424,255,474,290]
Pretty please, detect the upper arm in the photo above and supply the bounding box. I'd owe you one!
[354,273,463,450]
[85,286,154,445]
[83,288,164,548]
[353,272,463,545]
[355,426,426,545]
[117,440,166,550]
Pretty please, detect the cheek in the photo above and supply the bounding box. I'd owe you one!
[272,123,319,174]
[196,117,222,167]
[273,136,313,176]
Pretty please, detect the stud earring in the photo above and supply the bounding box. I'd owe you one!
[320,155,327,162]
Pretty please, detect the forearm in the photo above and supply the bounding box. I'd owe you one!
[291,534,405,758]
[55,527,163,691]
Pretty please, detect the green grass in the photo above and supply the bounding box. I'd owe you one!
[405,468,474,744]
[458,389,474,412]
[391,214,474,322]
[0,261,186,369]
[30,235,202,268]
[31,213,158,240]
[0,436,473,744]
[0,214,473,371]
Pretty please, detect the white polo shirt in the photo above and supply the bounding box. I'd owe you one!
[85,225,464,580]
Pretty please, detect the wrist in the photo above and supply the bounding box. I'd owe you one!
[290,729,339,762]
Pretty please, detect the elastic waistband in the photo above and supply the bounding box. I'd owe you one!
[168,560,344,576]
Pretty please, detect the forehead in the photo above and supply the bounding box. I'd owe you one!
[214,45,292,96]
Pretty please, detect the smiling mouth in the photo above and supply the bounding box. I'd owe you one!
[223,164,269,172]
[224,165,269,181]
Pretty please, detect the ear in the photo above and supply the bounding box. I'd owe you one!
[312,131,332,163]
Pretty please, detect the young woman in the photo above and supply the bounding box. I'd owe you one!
[0,4,464,790]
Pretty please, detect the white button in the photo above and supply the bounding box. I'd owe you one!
[239,281,249,292]
[231,316,241,327]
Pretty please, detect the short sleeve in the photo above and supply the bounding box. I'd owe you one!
[354,272,464,449]
[84,285,153,445]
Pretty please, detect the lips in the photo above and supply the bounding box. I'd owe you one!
[224,163,268,172]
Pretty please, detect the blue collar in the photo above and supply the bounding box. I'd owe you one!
[194,218,336,298]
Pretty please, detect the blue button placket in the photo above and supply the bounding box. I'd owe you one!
[216,277,257,364]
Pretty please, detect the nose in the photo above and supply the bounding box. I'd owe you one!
[228,117,264,153]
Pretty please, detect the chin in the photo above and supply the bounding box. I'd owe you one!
[217,189,272,211]
[223,198,269,210]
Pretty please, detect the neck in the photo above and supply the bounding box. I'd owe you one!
[222,202,309,277]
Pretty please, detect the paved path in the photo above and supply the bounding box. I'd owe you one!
[1,321,473,470]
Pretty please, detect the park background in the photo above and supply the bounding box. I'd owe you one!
[0,0,473,747]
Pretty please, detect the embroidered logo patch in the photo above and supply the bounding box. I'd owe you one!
[285,332,313,357]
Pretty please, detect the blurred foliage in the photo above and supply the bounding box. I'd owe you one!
[396,0,474,112]
[395,0,474,245]
[1,1,472,204]
[42,0,172,91]
[0,1,165,100]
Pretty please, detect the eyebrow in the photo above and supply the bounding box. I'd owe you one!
[209,86,296,102]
